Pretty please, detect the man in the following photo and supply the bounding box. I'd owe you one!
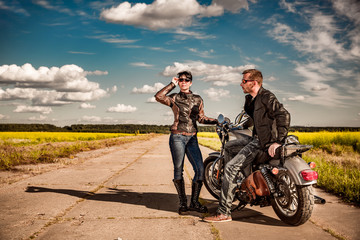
[203,69,290,222]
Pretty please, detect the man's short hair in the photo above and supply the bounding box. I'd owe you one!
[243,69,263,85]
[177,71,192,81]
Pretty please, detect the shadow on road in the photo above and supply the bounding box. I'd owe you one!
[204,200,289,227]
[26,186,286,226]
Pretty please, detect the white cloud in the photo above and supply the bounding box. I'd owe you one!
[130,62,154,68]
[267,9,359,63]
[87,34,139,46]
[279,0,297,13]
[0,63,106,92]
[79,115,120,123]
[86,70,108,75]
[14,105,52,114]
[203,88,230,101]
[146,97,157,103]
[100,0,226,30]
[266,1,360,108]
[0,114,9,120]
[174,28,215,40]
[311,85,328,91]
[0,0,30,16]
[68,51,95,55]
[162,61,255,86]
[32,0,73,15]
[187,48,214,58]
[288,95,305,101]
[100,0,255,31]
[107,104,137,113]
[101,38,138,44]
[212,0,256,13]
[79,103,96,109]
[267,76,277,82]
[164,111,173,116]
[80,115,102,122]
[132,82,165,94]
[148,47,175,52]
[106,86,118,94]
[29,115,48,121]
[0,63,111,106]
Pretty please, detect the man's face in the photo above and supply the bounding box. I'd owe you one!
[240,73,255,94]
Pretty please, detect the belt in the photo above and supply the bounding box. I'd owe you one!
[172,131,196,136]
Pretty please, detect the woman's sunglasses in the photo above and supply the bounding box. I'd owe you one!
[179,78,191,82]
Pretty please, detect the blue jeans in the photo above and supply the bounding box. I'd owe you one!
[169,134,204,182]
[218,137,261,216]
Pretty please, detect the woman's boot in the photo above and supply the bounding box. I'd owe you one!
[173,179,188,214]
[189,180,208,213]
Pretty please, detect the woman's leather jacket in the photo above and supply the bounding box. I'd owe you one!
[155,82,217,134]
[245,87,290,149]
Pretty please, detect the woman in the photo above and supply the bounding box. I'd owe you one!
[155,71,217,214]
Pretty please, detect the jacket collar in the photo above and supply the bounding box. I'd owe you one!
[179,90,193,98]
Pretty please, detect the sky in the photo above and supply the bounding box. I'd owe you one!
[0,0,359,127]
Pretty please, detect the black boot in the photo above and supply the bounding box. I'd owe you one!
[189,180,208,213]
[173,179,188,214]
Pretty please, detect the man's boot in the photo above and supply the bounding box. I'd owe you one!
[173,179,188,214]
[189,180,208,213]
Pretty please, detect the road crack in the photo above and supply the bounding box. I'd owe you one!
[27,148,151,239]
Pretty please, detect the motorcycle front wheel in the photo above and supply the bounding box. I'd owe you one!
[271,171,314,226]
[203,156,222,199]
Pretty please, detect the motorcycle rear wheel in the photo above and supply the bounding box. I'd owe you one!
[271,171,314,226]
[203,156,222,199]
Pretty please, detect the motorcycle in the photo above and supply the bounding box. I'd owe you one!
[203,111,324,226]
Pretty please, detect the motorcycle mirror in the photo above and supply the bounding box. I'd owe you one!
[234,110,253,128]
[234,111,245,125]
[217,114,225,124]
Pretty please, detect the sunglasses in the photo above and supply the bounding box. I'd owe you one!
[242,79,255,84]
[179,78,191,82]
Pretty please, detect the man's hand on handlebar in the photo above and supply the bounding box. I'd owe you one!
[268,142,281,157]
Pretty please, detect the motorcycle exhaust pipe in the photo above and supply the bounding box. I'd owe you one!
[314,195,326,204]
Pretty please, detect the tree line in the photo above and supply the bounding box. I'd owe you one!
[0,123,216,133]
[0,124,358,133]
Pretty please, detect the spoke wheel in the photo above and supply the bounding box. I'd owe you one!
[204,156,222,199]
[271,171,314,225]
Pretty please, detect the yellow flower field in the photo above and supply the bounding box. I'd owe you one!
[0,132,152,170]
[0,132,134,145]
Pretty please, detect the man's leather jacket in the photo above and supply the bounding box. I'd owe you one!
[245,87,290,149]
[155,82,217,134]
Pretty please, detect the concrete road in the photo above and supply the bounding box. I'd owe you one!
[0,135,359,240]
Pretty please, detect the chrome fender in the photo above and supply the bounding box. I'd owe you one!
[269,156,317,186]
[208,152,221,157]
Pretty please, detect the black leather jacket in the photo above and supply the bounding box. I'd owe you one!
[155,82,217,134]
[245,87,290,149]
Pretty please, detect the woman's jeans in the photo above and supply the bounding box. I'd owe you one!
[169,134,204,182]
[218,137,261,216]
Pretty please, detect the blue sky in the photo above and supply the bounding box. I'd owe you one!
[0,0,359,127]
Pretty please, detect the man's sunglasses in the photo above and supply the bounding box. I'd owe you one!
[179,78,191,82]
[242,79,255,84]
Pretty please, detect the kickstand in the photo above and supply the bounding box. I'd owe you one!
[231,203,246,212]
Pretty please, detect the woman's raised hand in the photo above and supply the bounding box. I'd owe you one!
[172,77,179,86]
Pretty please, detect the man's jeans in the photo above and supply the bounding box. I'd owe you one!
[218,137,261,216]
[169,134,204,182]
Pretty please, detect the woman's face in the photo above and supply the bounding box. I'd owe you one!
[178,74,192,92]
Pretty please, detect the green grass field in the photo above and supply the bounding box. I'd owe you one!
[198,131,360,205]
